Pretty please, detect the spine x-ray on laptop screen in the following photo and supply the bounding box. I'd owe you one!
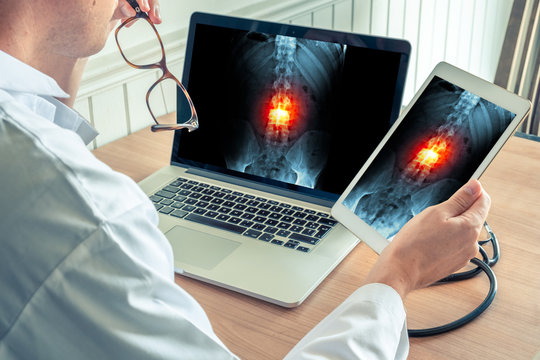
[172,12,411,203]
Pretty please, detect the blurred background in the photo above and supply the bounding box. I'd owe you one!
[75,0,539,149]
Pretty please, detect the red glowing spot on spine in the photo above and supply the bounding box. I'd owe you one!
[406,136,450,180]
[267,94,295,130]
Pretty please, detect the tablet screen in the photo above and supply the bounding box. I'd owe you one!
[342,76,516,239]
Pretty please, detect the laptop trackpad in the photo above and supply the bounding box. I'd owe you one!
[165,225,241,270]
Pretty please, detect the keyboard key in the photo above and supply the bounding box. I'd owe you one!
[211,198,224,205]
[169,180,182,187]
[183,205,196,212]
[293,211,307,219]
[184,198,197,205]
[188,180,199,185]
[171,201,184,209]
[259,233,274,242]
[207,204,220,211]
[243,194,255,199]
[281,209,295,215]
[228,217,242,224]
[292,206,304,211]
[221,189,232,193]
[305,222,318,230]
[163,185,179,193]
[150,195,163,203]
[304,209,316,214]
[218,207,231,214]
[234,204,247,210]
[184,213,247,235]
[154,203,163,210]
[156,190,176,199]
[192,186,205,192]
[241,213,254,220]
[255,197,267,202]
[195,201,209,208]
[204,211,219,218]
[202,189,215,195]
[178,190,191,196]
[257,209,270,216]
[264,227,278,234]
[171,209,189,218]
[269,206,283,212]
[293,219,306,226]
[269,213,282,220]
[314,225,331,238]
[214,192,226,198]
[258,203,272,210]
[230,210,242,217]
[253,216,266,223]
[318,218,337,226]
[201,195,213,202]
[198,183,209,188]
[271,239,284,245]
[160,199,173,206]
[189,193,202,199]
[290,225,303,233]
[232,191,244,196]
[265,219,279,226]
[243,229,262,238]
[223,201,235,208]
[224,194,237,201]
[176,177,188,182]
[246,200,259,207]
[281,216,294,223]
[302,228,316,236]
[252,223,266,231]
[193,208,207,215]
[277,222,291,230]
[210,185,221,190]
[267,200,278,205]
[297,246,310,253]
[246,207,258,214]
[180,184,193,190]
[276,230,291,237]
[284,240,299,249]
[279,203,291,208]
[240,220,254,227]
[289,233,320,245]
[317,212,329,218]
[236,198,248,204]
[173,195,187,202]
[217,214,230,221]
[306,215,319,222]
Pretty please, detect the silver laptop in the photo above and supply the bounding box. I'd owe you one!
[138,12,411,307]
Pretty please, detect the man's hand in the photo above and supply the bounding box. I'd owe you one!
[114,0,162,25]
[364,179,491,298]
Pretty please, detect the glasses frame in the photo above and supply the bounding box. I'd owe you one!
[115,0,198,132]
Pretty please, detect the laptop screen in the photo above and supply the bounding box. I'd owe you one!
[171,12,410,202]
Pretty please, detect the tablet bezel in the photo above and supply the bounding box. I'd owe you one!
[331,61,531,254]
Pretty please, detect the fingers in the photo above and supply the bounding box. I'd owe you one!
[146,0,162,24]
[441,179,483,217]
[459,188,491,228]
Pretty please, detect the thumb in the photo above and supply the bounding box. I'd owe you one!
[441,179,483,217]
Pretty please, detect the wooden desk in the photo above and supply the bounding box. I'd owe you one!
[93,117,540,359]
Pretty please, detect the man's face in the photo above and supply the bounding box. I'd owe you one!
[45,0,124,58]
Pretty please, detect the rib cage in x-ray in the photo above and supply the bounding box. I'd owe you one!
[221,32,345,189]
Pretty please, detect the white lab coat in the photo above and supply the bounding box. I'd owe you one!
[0,50,409,359]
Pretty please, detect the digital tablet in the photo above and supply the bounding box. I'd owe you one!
[331,62,531,254]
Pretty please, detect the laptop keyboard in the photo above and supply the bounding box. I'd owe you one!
[149,177,338,253]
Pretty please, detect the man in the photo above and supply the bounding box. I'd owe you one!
[0,0,490,358]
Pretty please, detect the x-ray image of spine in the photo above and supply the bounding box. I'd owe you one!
[221,32,345,189]
[343,77,515,239]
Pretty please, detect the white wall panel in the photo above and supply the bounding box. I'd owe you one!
[352,0,371,33]
[370,0,389,36]
[334,1,353,31]
[313,6,334,29]
[387,0,405,38]
[125,71,162,133]
[457,0,475,70]
[290,13,312,26]
[91,87,128,147]
[415,0,436,91]
[402,0,421,103]
[470,0,488,77]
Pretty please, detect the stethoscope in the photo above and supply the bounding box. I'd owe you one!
[408,221,499,337]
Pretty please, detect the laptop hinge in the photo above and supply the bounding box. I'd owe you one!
[185,167,335,208]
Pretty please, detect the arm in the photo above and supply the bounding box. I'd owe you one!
[285,179,490,359]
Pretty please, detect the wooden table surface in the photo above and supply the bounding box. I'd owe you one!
[93,116,540,359]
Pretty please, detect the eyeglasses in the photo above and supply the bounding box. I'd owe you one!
[115,0,198,132]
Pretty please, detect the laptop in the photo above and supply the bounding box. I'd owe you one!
[138,12,411,307]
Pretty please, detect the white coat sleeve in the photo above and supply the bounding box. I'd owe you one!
[284,283,409,360]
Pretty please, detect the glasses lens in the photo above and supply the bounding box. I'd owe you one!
[148,78,195,125]
[117,18,163,66]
